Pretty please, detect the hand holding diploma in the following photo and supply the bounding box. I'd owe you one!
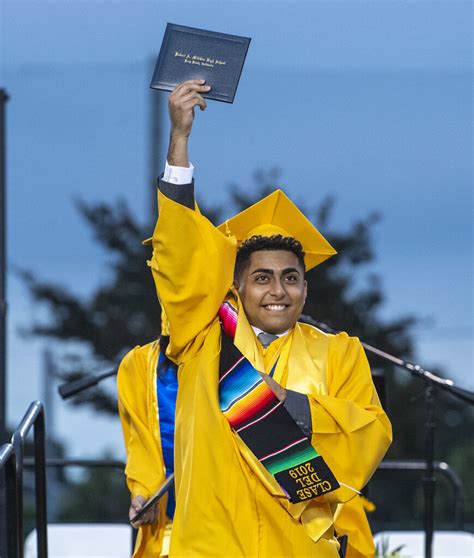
[167,80,210,167]
[151,23,250,103]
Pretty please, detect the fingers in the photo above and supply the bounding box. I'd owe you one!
[139,504,159,525]
[129,498,160,528]
[170,81,210,109]
[196,95,207,111]
[171,95,208,112]
[259,372,287,402]
[149,503,159,524]
[129,496,144,527]
[181,94,207,112]
[168,80,210,137]
[172,79,211,97]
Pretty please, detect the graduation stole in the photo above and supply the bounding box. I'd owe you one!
[218,301,339,504]
[156,339,178,518]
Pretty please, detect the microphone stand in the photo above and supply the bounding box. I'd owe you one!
[300,314,474,558]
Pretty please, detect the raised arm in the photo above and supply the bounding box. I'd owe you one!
[157,80,208,208]
[167,79,209,168]
[151,81,237,363]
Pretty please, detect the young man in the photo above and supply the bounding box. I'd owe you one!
[146,80,391,557]
[119,338,378,558]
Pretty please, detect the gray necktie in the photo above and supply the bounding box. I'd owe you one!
[258,332,278,348]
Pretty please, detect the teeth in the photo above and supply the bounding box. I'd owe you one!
[265,305,286,311]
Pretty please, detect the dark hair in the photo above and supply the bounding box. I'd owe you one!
[234,235,305,279]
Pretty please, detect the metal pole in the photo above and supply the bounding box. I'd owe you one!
[0,443,20,558]
[423,383,436,558]
[0,88,9,444]
[0,86,10,558]
[34,408,48,558]
[148,74,163,227]
[12,423,26,558]
[12,401,49,558]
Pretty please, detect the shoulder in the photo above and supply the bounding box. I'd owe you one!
[117,341,160,389]
[297,321,330,339]
[327,332,366,373]
[329,331,362,353]
[296,321,353,348]
[296,322,363,364]
[120,340,159,367]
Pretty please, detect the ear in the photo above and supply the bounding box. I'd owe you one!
[303,280,308,302]
[233,277,240,290]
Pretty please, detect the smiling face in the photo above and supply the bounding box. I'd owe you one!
[234,250,307,334]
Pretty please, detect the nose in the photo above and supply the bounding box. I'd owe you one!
[269,278,286,298]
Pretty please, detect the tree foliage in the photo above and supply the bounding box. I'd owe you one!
[20,199,160,414]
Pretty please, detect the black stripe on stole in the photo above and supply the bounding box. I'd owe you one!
[219,330,243,380]
[219,330,340,503]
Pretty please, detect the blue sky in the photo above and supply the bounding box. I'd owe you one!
[2,0,472,458]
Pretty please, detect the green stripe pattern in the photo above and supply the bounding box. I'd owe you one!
[266,444,320,475]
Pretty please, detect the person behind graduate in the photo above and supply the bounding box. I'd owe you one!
[118,314,177,557]
[119,79,392,558]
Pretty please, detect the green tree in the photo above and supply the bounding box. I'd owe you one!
[20,198,160,414]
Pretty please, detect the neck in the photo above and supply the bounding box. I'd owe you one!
[251,325,292,338]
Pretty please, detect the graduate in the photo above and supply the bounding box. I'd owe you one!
[119,328,383,558]
[131,80,392,558]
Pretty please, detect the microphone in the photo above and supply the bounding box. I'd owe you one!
[58,369,117,399]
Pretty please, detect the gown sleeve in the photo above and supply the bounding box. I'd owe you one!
[150,188,237,363]
[334,495,376,558]
[117,344,165,499]
[117,343,169,557]
[308,333,392,502]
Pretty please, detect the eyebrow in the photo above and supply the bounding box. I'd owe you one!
[251,267,301,276]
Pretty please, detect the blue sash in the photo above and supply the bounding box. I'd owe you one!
[156,352,178,518]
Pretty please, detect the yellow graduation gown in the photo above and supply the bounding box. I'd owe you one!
[118,341,168,557]
[118,341,378,558]
[151,191,392,558]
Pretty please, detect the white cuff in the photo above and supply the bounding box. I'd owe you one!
[163,161,195,185]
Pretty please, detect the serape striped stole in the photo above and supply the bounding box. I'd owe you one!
[218,302,339,504]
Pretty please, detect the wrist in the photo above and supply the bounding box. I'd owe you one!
[167,133,190,167]
[170,128,190,141]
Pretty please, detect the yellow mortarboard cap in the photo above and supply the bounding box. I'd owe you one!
[217,189,336,271]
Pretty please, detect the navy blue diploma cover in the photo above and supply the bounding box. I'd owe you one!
[150,23,251,103]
